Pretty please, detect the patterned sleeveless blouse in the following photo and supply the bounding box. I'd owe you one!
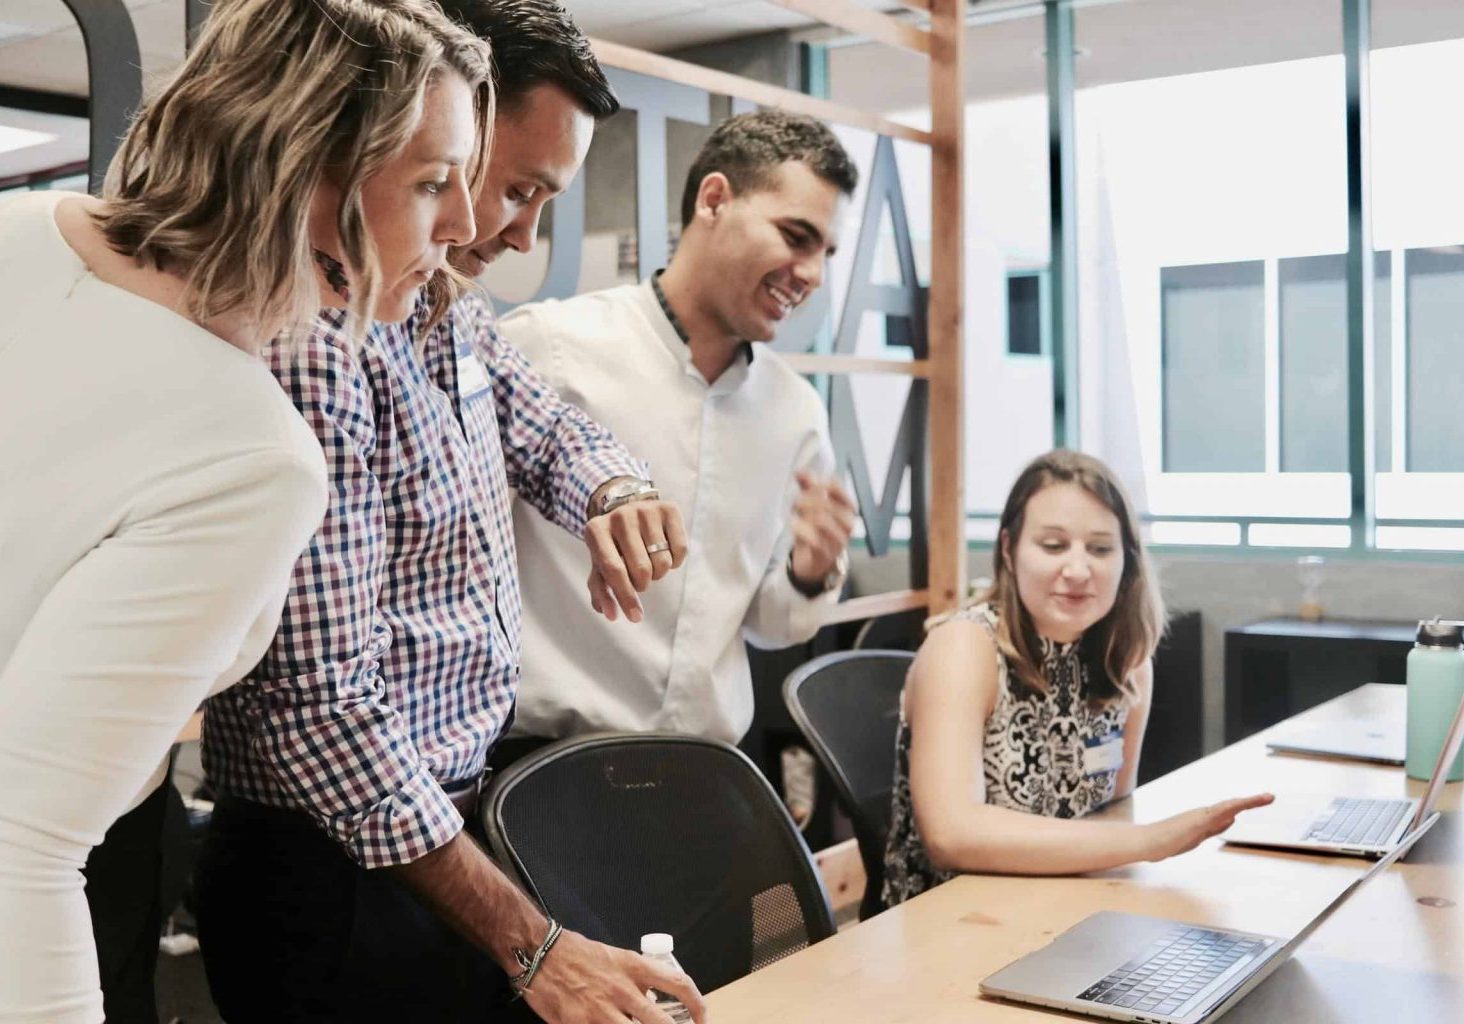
[881,603,1129,908]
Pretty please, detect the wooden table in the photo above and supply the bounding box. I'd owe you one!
[708,684,1463,1022]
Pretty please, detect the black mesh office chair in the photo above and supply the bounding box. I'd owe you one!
[480,733,835,994]
[782,650,914,920]
[851,608,926,651]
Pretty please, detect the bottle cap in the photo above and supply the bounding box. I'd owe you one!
[1416,620,1464,648]
[640,933,674,956]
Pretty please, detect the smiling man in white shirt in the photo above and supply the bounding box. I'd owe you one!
[498,110,858,752]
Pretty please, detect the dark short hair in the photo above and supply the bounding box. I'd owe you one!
[434,0,618,118]
[679,110,858,228]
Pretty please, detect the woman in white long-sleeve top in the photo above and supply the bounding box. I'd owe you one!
[0,2,493,1021]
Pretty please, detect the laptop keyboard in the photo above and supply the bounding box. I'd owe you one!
[1305,797,1411,846]
[1077,927,1267,1017]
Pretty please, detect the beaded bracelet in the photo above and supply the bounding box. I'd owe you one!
[508,918,563,999]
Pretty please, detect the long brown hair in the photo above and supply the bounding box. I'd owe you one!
[97,0,494,343]
[983,450,1166,704]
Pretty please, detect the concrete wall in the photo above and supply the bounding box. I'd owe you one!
[586,29,799,236]
[1152,552,1464,751]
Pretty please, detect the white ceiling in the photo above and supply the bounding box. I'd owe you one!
[9,0,1464,104]
[7,0,1464,180]
[830,0,1464,113]
[0,0,883,181]
[0,0,845,101]
[0,0,185,97]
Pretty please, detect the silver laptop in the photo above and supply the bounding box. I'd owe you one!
[1265,717,1404,766]
[1223,685,1464,858]
[979,817,1437,1023]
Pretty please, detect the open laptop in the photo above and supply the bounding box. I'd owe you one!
[1222,684,1464,858]
[1265,717,1404,766]
[979,817,1437,1024]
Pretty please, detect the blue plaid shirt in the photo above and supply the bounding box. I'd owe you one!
[202,292,643,868]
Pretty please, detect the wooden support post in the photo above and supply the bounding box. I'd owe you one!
[926,0,966,616]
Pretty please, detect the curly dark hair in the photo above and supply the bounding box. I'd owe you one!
[434,0,618,118]
[679,110,858,228]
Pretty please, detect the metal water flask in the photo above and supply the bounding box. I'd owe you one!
[1405,619,1464,782]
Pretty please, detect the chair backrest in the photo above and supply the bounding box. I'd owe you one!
[851,608,925,651]
[782,650,914,919]
[480,733,835,994]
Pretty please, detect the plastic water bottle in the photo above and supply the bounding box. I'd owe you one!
[640,933,693,1024]
[1406,619,1464,782]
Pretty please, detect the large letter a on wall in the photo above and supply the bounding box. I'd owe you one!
[826,135,928,563]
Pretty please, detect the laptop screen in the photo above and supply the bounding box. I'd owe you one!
[1278,811,1438,957]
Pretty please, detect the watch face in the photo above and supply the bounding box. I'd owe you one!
[598,479,654,515]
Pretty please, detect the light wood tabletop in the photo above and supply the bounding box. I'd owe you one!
[708,683,1463,1022]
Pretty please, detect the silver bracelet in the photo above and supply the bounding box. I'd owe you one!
[508,918,563,999]
[595,478,660,517]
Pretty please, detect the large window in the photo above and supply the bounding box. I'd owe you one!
[1160,262,1266,473]
[1063,0,1464,553]
[1405,247,1464,473]
[1073,38,1353,536]
[1278,254,1369,474]
[1157,253,1395,477]
[1368,16,1464,548]
[773,0,1464,556]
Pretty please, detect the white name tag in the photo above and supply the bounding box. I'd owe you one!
[457,348,491,399]
[1084,733,1125,776]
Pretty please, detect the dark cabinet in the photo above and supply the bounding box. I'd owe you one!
[1140,611,1204,785]
[1223,617,1415,744]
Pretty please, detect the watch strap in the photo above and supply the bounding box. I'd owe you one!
[595,478,658,517]
[787,550,847,598]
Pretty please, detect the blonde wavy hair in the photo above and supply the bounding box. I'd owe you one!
[979,450,1166,705]
[98,0,494,343]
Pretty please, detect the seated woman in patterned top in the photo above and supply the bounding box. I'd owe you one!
[882,450,1273,907]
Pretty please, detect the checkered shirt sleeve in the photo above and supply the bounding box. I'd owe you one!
[465,293,647,528]
[203,322,464,867]
[202,296,646,870]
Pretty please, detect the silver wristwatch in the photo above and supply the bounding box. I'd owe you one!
[787,549,848,598]
[593,477,659,517]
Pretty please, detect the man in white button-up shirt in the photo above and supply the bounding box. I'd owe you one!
[500,110,858,749]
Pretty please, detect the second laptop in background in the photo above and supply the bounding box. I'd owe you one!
[1266,713,1405,765]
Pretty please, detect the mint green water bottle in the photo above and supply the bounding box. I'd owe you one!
[1406,619,1464,782]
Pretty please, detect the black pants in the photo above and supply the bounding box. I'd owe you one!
[83,781,173,1024]
[195,796,537,1024]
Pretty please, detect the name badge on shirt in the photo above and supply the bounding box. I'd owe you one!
[1084,731,1125,776]
[456,342,491,401]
